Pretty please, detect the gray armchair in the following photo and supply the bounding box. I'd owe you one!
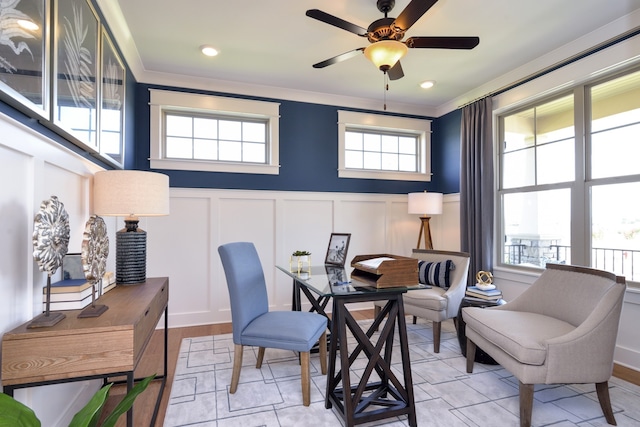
[463,263,626,427]
[374,249,470,353]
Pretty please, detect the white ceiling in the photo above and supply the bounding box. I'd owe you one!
[98,0,640,116]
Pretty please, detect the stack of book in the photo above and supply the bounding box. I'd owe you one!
[43,272,116,311]
[465,285,503,301]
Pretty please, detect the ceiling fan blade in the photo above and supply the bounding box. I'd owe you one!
[388,61,404,80]
[306,9,368,36]
[406,36,480,49]
[312,48,365,68]
[393,0,438,31]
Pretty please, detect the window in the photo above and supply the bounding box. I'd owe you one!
[149,89,280,174]
[338,110,431,181]
[498,68,640,283]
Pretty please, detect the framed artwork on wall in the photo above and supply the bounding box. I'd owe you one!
[53,0,99,150]
[325,233,351,267]
[100,28,125,166]
[0,0,50,118]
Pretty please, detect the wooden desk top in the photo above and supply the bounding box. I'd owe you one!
[2,277,168,386]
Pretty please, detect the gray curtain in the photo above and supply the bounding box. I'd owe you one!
[460,97,494,285]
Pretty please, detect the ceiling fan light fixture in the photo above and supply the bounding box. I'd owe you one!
[200,45,219,57]
[364,40,407,72]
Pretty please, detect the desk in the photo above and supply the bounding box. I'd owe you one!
[1,277,169,427]
[277,266,417,427]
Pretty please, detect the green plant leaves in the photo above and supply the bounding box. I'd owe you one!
[68,382,111,427]
[0,373,155,427]
[100,374,155,427]
[0,393,40,427]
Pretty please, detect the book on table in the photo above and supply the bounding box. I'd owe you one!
[43,292,96,311]
[466,285,502,300]
[46,279,92,294]
[44,286,98,303]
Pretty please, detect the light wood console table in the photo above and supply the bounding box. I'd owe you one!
[1,277,169,427]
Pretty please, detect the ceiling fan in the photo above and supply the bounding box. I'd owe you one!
[306,0,479,80]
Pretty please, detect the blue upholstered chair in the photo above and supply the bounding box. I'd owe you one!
[218,242,328,406]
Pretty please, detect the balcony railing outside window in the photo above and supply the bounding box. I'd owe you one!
[504,243,640,282]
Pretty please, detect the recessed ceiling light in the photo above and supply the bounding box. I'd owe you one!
[17,19,39,31]
[200,45,219,57]
[419,80,435,89]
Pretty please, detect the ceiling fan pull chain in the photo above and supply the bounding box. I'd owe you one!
[383,72,389,110]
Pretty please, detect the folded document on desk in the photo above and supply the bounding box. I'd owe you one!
[355,256,395,269]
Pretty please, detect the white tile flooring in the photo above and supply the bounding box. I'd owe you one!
[163,319,640,426]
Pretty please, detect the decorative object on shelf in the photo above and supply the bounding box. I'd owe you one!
[290,250,311,274]
[93,170,170,285]
[78,215,109,317]
[30,195,70,328]
[325,233,351,266]
[475,270,496,291]
[408,191,443,250]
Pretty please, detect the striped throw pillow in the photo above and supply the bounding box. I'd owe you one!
[418,260,456,289]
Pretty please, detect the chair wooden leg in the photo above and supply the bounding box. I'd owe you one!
[230,344,243,394]
[301,351,311,406]
[466,339,476,373]
[433,321,441,353]
[412,315,417,324]
[374,305,381,317]
[256,347,265,368]
[519,381,534,427]
[319,331,327,375]
[596,381,617,425]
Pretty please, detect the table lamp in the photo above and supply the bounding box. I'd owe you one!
[93,170,169,285]
[408,191,443,250]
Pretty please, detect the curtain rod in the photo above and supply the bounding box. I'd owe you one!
[458,26,640,109]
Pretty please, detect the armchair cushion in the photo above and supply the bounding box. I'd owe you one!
[462,308,576,365]
[403,286,447,311]
[418,259,455,288]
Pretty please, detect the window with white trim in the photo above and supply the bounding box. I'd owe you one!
[338,110,432,181]
[497,67,640,283]
[149,89,280,174]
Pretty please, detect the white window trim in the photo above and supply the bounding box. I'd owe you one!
[149,89,280,174]
[337,110,432,181]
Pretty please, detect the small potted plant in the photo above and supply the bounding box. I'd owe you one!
[290,250,311,274]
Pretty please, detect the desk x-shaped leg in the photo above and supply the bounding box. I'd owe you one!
[325,292,416,427]
[291,278,332,331]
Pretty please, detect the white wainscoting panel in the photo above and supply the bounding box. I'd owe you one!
[0,112,105,426]
[147,189,461,328]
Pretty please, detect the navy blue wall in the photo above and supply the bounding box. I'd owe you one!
[135,83,461,195]
[432,108,462,194]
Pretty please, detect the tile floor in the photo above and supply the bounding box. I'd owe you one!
[163,319,640,426]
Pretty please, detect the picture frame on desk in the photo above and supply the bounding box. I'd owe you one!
[325,233,351,267]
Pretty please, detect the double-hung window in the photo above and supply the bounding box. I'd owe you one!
[149,89,280,174]
[498,67,640,283]
[338,110,432,181]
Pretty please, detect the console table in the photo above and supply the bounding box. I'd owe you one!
[1,277,169,427]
